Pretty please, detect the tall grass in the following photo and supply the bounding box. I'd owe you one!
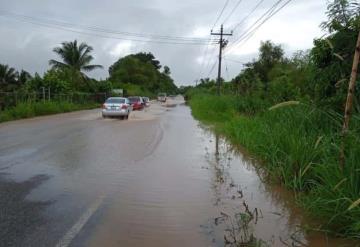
[189,93,360,238]
[0,101,98,123]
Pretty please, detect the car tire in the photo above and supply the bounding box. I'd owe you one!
[102,114,106,118]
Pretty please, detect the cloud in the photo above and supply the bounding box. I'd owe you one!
[108,41,134,58]
[0,0,328,86]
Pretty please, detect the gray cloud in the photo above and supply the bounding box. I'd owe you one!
[0,0,327,86]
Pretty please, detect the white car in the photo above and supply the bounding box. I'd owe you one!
[102,97,132,119]
[157,93,167,102]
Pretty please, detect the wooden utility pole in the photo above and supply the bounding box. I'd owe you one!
[211,25,232,96]
[340,30,360,169]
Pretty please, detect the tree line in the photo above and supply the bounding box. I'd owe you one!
[187,0,360,113]
[0,41,178,99]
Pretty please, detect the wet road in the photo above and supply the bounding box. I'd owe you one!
[0,100,357,246]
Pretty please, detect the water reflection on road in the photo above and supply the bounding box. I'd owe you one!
[0,104,358,246]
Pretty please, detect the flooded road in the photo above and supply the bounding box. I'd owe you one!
[0,100,357,246]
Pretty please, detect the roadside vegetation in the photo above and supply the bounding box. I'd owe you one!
[187,0,360,238]
[0,41,178,121]
[0,101,98,123]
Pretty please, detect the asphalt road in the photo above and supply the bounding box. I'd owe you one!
[0,100,221,247]
[1,99,356,247]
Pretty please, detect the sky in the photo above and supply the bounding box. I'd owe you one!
[0,0,328,86]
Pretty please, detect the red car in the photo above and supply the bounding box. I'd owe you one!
[128,96,144,110]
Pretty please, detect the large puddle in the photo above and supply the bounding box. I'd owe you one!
[1,104,357,246]
[86,105,357,247]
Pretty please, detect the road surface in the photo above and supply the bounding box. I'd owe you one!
[0,98,356,247]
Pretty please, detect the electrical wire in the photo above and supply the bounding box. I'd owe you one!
[211,0,230,31]
[226,0,293,54]
[206,59,218,78]
[231,0,265,32]
[231,0,293,51]
[222,0,244,25]
[0,10,215,44]
[196,37,215,82]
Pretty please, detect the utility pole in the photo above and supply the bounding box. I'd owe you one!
[211,24,232,95]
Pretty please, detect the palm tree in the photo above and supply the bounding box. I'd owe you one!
[18,70,32,85]
[49,40,103,88]
[0,64,18,91]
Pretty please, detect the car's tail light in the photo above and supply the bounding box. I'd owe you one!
[121,105,128,109]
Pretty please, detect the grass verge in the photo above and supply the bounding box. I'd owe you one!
[0,101,99,123]
[189,93,360,238]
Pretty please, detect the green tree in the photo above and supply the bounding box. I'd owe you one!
[321,0,360,32]
[108,52,177,94]
[132,52,161,70]
[0,64,18,91]
[309,0,359,109]
[49,40,103,90]
[18,70,32,85]
[254,40,284,91]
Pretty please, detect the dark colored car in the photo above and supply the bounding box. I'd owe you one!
[128,96,144,110]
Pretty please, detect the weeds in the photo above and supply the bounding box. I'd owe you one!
[189,94,360,238]
[0,101,98,123]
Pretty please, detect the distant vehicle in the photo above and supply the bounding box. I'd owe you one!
[142,97,150,107]
[128,96,144,110]
[157,93,167,102]
[102,97,132,119]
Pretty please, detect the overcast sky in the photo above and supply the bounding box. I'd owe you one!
[0,0,327,86]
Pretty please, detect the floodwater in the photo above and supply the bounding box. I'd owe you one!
[85,103,357,246]
[0,100,358,246]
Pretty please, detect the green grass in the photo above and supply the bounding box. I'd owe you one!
[189,93,360,238]
[0,101,99,123]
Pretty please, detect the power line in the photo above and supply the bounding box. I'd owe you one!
[222,0,244,25]
[201,44,219,78]
[230,0,284,44]
[197,37,215,82]
[224,58,230,80]
[2,16,215,45]
[231,0,265,32]
[211,25,232,95]
[198,0,231,81]
[226,0,292,54]
[224,57,246,64]
[206,60,218,78]
[0,10,215,44]
[232,0,293,50]
[211,0,230,31]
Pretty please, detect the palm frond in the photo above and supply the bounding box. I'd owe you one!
[82,64,103,71]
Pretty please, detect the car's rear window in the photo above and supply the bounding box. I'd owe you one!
[128,97,140,103]
[106,98,125,104]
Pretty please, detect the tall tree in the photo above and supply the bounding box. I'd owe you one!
[0,64,18,91]
[18,70,32,85]
[49,40,103,89]
[321,0,360,32]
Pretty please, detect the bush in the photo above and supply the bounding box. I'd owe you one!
[0,101,98,123]
[189,93,360,237]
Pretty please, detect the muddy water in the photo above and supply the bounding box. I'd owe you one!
[86,105,356,247]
